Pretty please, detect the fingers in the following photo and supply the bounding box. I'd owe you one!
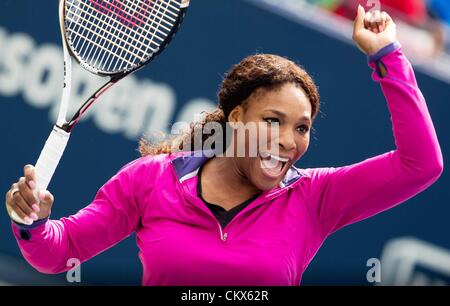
[5,165,54,225]
[366,10,380,33]
[18,177,39,213]
[6,184,36,224]
[12,187,38,222]
[377,11,385,32]
[382,11,393,24]
[23,165,40,212]
[7,203,33,225]
[364,10,392,33]
[368,11,377,33]
[382,11,396,32]
[24,164,36,190]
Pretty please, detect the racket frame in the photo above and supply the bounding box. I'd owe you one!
[10,0,190,225]
[61,0,190,131]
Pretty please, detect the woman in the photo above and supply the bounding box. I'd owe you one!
[5,6,443,285]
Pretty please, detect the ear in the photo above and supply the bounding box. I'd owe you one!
[228,104,245,124]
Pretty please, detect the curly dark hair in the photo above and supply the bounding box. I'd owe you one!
[139,54,320,156]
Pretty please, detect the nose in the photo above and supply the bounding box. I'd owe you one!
[278,128,297,152]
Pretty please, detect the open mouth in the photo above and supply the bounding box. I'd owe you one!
[258,151,289,179]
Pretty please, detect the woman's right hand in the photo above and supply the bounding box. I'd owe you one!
[5,165,54,225]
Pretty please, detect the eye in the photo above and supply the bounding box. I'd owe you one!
[297,125,309,134]
[263,117,280,125]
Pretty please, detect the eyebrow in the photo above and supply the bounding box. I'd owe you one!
[264,109,312,124]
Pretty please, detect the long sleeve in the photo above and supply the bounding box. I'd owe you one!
[304,42,444,238]
[11,157,152,274]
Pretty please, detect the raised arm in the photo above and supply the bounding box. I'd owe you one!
[304,7,443,237]
[6,158,150,274]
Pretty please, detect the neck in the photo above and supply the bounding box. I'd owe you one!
[201,156,260,208]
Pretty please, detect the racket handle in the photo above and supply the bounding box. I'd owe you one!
[10,211,30,225]
[11,126,70,225]
[34,126,70,198]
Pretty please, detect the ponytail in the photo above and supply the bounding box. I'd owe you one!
[139,108,226,156]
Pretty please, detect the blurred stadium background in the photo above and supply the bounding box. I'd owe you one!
[0,0,448,285]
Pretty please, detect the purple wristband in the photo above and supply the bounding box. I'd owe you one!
[12,217,49,230]
[368,41,401,63]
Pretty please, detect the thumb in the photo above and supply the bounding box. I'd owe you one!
[35,190,54,220]
[38,190,54,211]
[353,5,366,33]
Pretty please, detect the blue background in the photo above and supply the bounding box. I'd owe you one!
[0,0,448,285]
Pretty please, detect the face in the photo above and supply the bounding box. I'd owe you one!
[228,82,312,191]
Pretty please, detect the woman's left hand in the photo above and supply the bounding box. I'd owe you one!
[352,5,397,56]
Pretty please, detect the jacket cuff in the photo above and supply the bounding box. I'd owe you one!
[368,41,402,63]
[12,217,49,230]
[11,217,49,241]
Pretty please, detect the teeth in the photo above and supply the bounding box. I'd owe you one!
[272,155,289,163]
[259,151,289,162]
[261,157,281,169]
[259,151,271,159]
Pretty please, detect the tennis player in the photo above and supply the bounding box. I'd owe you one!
[5,6,443,285]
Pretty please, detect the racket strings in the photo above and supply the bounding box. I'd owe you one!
[67,2,168,46]
[68,0,166,68]
[64,0,182,73]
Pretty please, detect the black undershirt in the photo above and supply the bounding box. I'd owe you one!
[197,165,261,229]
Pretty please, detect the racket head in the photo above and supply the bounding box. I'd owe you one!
[61,0,190,76]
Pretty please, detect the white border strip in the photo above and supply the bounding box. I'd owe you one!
[179,168,199,183]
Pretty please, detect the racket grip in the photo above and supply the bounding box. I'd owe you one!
[11,126,70,225]
[34,126,70,201]
[10,211,31,225]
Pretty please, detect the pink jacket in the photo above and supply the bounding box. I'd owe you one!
[11,43,443,285]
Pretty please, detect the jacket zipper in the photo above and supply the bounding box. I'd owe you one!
[217,222,228,241]
[176,167,306,243]
[191,186,298,242]
[190,189,289,242]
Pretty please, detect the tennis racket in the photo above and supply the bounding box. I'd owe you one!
[11,0,190,224]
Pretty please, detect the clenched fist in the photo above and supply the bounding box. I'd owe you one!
[352,5,397,56]
[5,165,53,225]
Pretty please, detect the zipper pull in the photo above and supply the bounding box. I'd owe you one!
[217,222,228,241]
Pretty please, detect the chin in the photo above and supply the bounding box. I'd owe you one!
[253,180,281,191]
